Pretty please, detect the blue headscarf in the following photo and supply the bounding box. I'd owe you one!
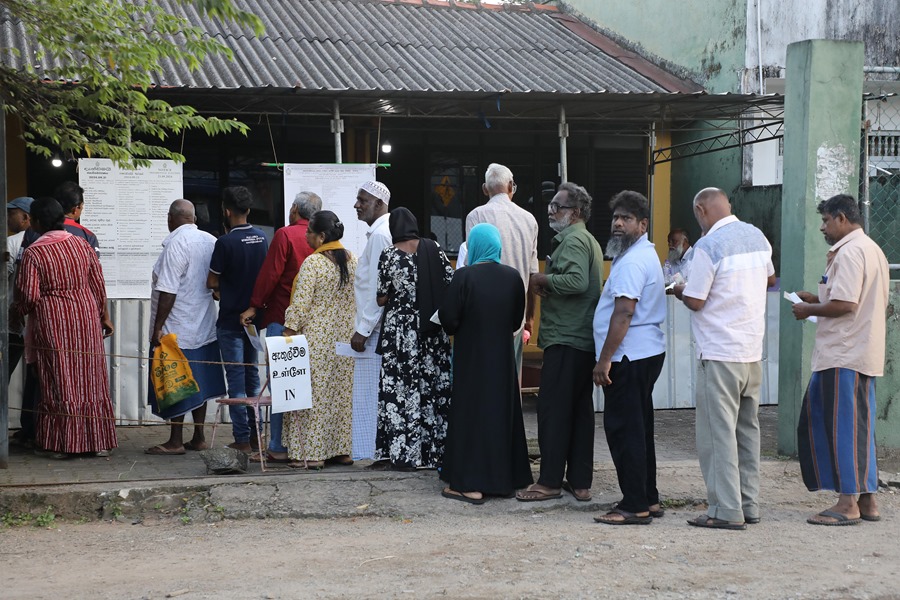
[467,223,502,265]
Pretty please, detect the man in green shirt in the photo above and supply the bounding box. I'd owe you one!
[516,182,603,502]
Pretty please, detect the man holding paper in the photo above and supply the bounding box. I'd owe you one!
[791,194,890,526]
[674,187,775,530]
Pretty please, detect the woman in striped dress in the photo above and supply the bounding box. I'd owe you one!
[17,197,117,457]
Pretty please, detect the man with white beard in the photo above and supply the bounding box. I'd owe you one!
[516,182,603,503]
[664,228,692,283]
[591,190,667,524]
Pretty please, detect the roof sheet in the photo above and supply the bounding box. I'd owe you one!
[0,0,701,95]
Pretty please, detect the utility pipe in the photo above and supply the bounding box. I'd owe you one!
[559,106,569,183]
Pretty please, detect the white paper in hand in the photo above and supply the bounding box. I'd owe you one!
[783,291,817,323]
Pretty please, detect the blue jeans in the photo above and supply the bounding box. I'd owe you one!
[217,327,260,444]
[265,322,287,453]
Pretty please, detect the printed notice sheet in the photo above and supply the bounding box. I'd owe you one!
[79,158,183,299]
[282,164,376,258]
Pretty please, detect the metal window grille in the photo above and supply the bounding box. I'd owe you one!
[862,95,900,272]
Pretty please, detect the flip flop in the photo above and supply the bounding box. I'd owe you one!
[144,445,186,456]
[287,461,324,471]
[613,502,664,517]
[687,514,747,530]
[861,513,882,522]
[441,489,486,505]
[325,456,355,466]
[594,507,653,525]
[806,510,861,526]
[515,487,562,502]
[249,451,290,464]
[562,481,592,502]
[183,441,208,451]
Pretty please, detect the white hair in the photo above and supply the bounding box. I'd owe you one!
[292,191,322,220]
[484,163,514,195]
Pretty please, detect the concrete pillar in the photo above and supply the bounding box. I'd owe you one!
[778,40,864,455]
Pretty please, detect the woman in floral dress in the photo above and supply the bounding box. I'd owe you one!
[283,211,357,469]
[374,208,453,470]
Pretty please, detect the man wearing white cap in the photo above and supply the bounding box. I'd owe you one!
[350,180,392,460]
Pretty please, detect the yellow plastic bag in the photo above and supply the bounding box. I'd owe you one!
[150,333,200,412]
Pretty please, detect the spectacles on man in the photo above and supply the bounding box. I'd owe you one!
[548,202,577,214]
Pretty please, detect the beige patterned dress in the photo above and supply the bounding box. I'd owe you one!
[283,251,357,461]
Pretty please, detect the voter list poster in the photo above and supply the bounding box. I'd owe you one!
[79,158,182,299]
[282,163,376,258]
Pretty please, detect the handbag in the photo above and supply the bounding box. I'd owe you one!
[150,333,200,412]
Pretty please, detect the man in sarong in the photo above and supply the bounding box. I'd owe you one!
[791,194,890,526]
[351,181,391,461]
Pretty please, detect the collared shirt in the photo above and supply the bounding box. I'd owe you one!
[593,234,666,361]
[354,213,391,337]
[683,215,774,362]
[667,246,692,279]
[465,193,539,327]
[150,223,218,350]
[538,222,603,353]
[249,219,314,327]
[811,228,889,376]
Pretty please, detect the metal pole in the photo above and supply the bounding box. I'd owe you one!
[331,99,344,164]
[1,107,8,468]
[558,106,569,183]
[861,100,871,233]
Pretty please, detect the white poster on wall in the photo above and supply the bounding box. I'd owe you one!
[282,163,376,258]
[79,158,183,299]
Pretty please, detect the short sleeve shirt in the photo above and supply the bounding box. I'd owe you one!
[682,216,774,362]
[810,229,890,376]
[151,224,218,350]
[593,235,666,361]
[209,224,268,330]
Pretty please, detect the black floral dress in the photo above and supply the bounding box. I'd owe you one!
[375,245,453,468]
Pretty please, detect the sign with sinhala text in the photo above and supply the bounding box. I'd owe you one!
[267,335,313,414]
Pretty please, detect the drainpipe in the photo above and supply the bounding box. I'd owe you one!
[861,101,871,233]
[559,106,569,183]
[864,67,900,73]
[756,0,764,93]
[331,100,344,164]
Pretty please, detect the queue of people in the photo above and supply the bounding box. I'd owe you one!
[6,165,891,530]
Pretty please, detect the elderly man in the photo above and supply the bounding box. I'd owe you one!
[516,182,602,502]
[664,228,692,283]
[465,163,539,375]
[351,180,392,462]
[145,199,225,455]
[240,191,321,462]
[674,187,775,530]
[592,191,667,525]
[792,194,890,526]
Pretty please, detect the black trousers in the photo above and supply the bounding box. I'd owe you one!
[602,352,665,513]
[536,345,596,489]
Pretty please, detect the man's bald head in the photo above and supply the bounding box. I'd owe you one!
[168,199,196,232]
[692,187,732,234]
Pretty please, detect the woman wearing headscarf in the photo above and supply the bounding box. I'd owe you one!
[438,223,532,503]
[373,207,453,470]
[283,210,357,469]
[17,197,117,458]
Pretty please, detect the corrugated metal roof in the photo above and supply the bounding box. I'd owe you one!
[0,0,701,95]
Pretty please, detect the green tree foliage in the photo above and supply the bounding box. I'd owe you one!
[0,0,264,167]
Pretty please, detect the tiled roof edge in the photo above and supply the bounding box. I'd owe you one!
[378,0,561,13]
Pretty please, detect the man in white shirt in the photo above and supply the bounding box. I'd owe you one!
[674,188,775,531]
[350,180,392,461]
[465,163,539,375]
[145,199,225,455]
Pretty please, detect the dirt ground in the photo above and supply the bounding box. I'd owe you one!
[3,494,900,600]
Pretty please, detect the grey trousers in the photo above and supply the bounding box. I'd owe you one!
[695,360,762,523]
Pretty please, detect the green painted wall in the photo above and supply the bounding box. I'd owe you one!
[560,0,748,92]
[878,282,900,449]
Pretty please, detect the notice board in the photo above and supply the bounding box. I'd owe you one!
[282,163,376,258]
[79,158,183,299]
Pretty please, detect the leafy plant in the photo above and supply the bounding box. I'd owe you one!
[0,0,264,167]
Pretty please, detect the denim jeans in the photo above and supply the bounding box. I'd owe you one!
[217,327,260,444]
[265,322,287,453]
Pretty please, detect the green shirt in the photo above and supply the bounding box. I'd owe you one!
[537,222,603,353]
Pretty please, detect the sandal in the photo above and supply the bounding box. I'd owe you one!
[249,451,290,464]
[441,488,486,505]
[594,507,653,525]
[287,460,324,471]
[687,514,747,530]
[515,486,562,502]
[562,481,592,502]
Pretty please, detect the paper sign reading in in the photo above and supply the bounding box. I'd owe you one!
[267,335,313,413]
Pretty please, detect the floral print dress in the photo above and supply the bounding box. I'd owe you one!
[375,245,453,468]
[283,252,357,462]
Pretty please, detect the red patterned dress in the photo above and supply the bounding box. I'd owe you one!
[17,231,117,453]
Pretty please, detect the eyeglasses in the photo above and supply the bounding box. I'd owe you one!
[512,182,518,195]
[548,202,577,214]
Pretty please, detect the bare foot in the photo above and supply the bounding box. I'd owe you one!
[858,493,881,520]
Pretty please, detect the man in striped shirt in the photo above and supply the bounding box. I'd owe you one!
[674,187,775,531]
